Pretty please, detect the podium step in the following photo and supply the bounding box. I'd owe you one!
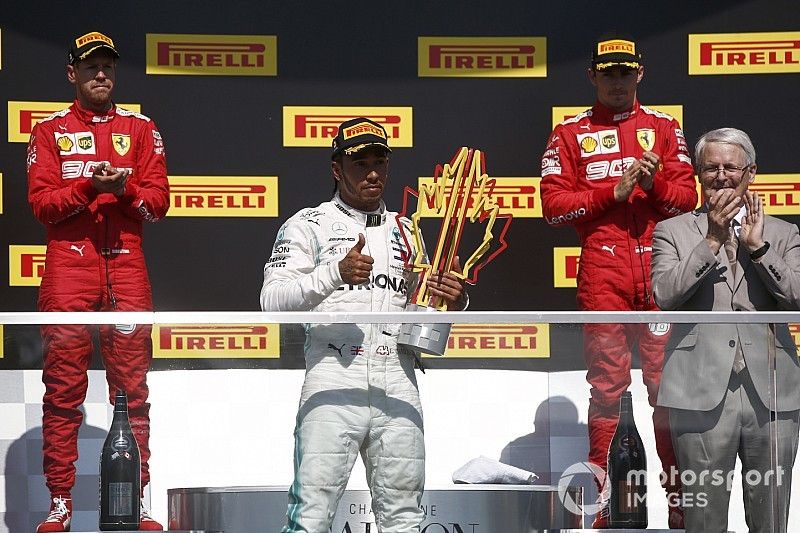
[168,484,584,532]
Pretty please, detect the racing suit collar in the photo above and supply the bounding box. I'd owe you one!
[71,99,117,124]
[592,98,640,123]
[332,192,387,227]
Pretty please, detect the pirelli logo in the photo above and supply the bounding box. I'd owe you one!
[418,37,547,77]
[8,101,142,143]
[750,175,800,215]
[152,324,280,358]
[689,32,800,75]
[9,245,47,287]
[283,107,413,148]
[417,177,541,217]
[76,32,114,48]
[422,324,550,358]
[168,176,279,217]
[554,247,581,288]
[551,105,684,129]
[146,34,277,76]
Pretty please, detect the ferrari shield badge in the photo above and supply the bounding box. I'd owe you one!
[636,129,655,151]
[112,133,131,156]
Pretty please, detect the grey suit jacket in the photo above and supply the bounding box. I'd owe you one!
[652,209,800,412]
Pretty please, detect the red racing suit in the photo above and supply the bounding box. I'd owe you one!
[27,100,169,496]
[540,100,696,492]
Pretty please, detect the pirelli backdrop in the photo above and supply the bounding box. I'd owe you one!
[1,1,799,371]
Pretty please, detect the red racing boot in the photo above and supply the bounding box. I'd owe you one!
[36,495,72,533]
[139,500,164,531]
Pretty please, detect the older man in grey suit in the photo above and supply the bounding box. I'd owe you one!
[651,127,800,533]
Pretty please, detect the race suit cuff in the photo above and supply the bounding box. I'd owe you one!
[324,260,345,290]
[595,186,617,209]
[75,179,99,202]
[118,181,138,202]
[645,174,666,199]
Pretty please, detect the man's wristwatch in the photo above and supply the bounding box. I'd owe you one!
[750,241,770,260]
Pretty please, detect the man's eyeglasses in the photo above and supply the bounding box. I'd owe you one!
[700,164,750,177]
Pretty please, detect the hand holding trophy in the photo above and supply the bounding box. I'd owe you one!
[398,146,511,356]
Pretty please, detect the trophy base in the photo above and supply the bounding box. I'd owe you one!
[398,304,451,357]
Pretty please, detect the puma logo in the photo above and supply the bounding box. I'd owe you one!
[327,343,345,357]
[58,125,67,131]
[601,245,616,256]
[580,124,591,130]
[70,244,86,257]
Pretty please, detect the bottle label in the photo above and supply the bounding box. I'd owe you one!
[108,482,134,516]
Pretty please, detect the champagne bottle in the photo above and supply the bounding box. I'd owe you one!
[607,391,648,528]
[99,390,141,530]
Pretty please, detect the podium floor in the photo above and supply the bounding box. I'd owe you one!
[168,484,585,532]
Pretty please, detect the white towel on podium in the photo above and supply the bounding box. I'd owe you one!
[452,455,539,484]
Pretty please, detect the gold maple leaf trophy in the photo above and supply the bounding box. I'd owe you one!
[397,147,512,356]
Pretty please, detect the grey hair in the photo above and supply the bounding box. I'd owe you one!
[694,128,756,171]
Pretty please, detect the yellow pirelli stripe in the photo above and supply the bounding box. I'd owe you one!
[554,246,581,288]
[689,32,800,75]
[418,36,547,77]
[789,324,800,354]
[146,34,277,76]
[152,324,280,358]
[8,101,141,143]
[416,177,541,217]
[750,175,800,215]
[693,174,800,213]
[9,245,47,287]
[551,105,684,130]
[421,323,550,358]
[283,106,413,148]
[168,176,279,217]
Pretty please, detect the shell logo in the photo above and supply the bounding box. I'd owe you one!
[57,136,73,152]
[580,136,598,153]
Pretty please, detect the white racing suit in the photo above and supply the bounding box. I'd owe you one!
[261,193,425,532]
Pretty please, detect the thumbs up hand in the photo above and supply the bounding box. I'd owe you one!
[338,234,374,285]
